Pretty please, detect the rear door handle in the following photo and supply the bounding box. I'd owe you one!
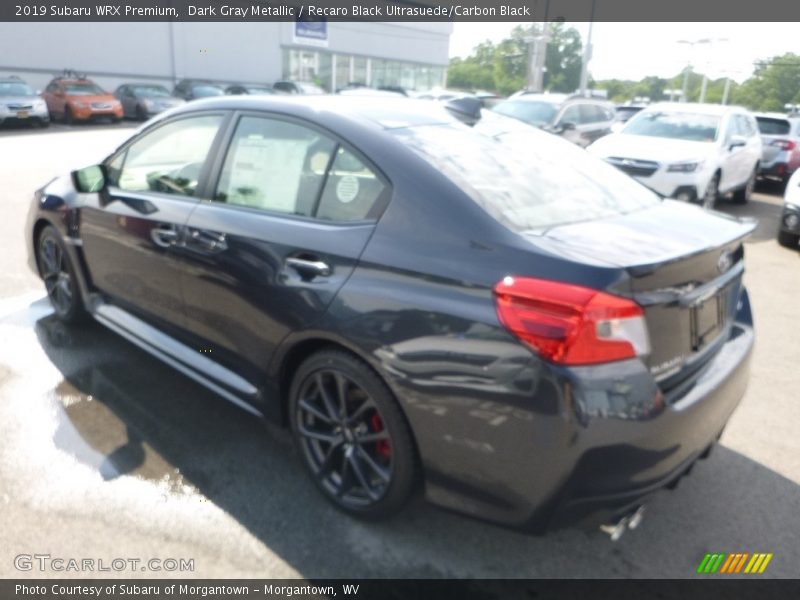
[285,257,331,277]
[189,229,228,253]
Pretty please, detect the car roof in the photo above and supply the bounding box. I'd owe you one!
[164,95,456,130]
[644,102,749,115]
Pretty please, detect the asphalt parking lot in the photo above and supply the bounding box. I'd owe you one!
[1,124,798,579]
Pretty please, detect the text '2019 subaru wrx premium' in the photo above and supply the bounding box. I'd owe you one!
[26,96,755,531]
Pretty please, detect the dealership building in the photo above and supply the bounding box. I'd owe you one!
[0,21,451,93]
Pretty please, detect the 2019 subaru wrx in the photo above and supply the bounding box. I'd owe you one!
[25,96,755,530]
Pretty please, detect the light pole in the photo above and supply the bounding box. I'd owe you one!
[677,38,710,102]
[578,0,597,96]
[699,38,728,103]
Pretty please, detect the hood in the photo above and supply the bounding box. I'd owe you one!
[0,95,43,106]
[66,94,118,104]
[588,132,716,164]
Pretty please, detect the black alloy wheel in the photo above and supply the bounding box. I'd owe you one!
[37,226,86,323]
[290,351,417,519]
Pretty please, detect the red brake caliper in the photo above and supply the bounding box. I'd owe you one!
[370,413,391,458]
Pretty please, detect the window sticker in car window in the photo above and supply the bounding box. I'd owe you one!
[336,175,359,203]
[224,134,307,212]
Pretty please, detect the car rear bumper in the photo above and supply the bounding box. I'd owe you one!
[411,291,754,532]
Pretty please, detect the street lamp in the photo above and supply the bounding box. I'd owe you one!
[677,38,710,102]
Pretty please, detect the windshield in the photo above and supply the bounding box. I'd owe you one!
[623,111,720,142]
[492,100,558,127]
[132,85,170,97]
[192,85,224,97]
[64,83,106,95]
[756,117,791,135]
[391,115,659,232]
[0,82,35,96]
[246,86,273,94]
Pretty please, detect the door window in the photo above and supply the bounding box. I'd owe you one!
[214,115,386,222]
[110,114,224,196]
[559,105,582,126]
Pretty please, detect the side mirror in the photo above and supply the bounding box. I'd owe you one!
[72,164,107,193]
[728,135,746,151]
[444,96,482,126]
[556,121,577,133]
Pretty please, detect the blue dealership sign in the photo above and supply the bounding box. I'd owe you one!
[294,19,328,47]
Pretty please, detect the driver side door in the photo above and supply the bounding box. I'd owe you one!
[79,111,228,330]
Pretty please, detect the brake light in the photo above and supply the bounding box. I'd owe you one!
[493,276,650,365]
[770,139,797,151]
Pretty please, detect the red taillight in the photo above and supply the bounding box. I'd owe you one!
[770,139,797,151]
[493,276,650,366]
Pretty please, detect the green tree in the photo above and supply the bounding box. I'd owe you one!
[733,53,800,111]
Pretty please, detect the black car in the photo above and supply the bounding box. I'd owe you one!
[25,96,755,530]
[114,83,185,120]
[172,79,225,101]
[272,80,326,95]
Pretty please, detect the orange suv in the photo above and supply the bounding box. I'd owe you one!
[42,73,123,124]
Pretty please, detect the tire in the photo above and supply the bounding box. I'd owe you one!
[289,350,418,520]
[136,105,147,121]
[777,230,800,249]
[39,119,50,128]
[732,168,756,204]
[64,106,74,125]
[36,226,87,324]
[702,173,719,209]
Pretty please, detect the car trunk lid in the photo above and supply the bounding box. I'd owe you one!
[525,201,755,389]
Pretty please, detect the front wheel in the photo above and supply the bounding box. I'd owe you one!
[37,226,87,323]
[702,173,719,209]
[732,169,756,204]
[289,350,418,520]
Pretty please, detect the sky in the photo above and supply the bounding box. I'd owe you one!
[449,22,800,83]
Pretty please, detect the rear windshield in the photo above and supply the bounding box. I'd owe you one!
[391,117,659,232]
[492,100,558,127]
[624,111,720,142]
[756,117,791,135]
[615,106,643,121]
[192,85,224,97]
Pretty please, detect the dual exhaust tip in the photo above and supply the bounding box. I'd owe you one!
[599,505,646,541]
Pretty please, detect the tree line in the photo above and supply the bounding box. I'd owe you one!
[447,24,800,112]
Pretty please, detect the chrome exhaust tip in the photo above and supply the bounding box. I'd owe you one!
[600,505,646,541]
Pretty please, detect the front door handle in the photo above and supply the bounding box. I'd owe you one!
[151,224,179,248]
[285,257,331,278]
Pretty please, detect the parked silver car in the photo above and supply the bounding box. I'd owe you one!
[754,112,800,184]
[0,76,49,127]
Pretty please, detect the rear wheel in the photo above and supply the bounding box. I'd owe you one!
[37,226,86,323]
[732,169,756,204]
[777,230,800,249]
[289,350,417,519]
[702,173,719,209]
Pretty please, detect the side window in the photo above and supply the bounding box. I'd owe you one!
[317,147,386,222]
[580,104,604,124]
[214,116,336,216]
[559,105,582,125]
[110,114,224,197]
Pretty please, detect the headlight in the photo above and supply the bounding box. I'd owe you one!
[35,100,47,110]
[667,161,703,173]
[144,99,155,109]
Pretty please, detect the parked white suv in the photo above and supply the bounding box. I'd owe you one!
[588,103,762,208]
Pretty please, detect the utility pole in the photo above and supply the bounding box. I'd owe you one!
[526,24,550,92]
[721,77,731,105]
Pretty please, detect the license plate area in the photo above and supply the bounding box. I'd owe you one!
[16,110,29,118]
[690,291,726,351]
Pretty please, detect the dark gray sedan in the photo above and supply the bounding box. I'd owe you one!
[114,83,185,120]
